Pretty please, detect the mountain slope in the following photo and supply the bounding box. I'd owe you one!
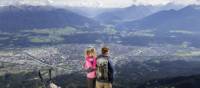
[0,5,101,32]
[66,6,114,18]
[138,74,200,88]
[94,5,156,24]
[117,5,200,31]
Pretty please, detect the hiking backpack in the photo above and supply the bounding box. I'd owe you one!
[96,56,109,81]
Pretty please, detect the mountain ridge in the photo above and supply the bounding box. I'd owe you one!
[0,5,102,32]
[116,5,200,31]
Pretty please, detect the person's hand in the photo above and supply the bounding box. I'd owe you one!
[87,67,95,72]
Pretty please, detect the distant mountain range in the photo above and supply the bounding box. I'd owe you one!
[66,6,114,18]
[0,5,101,32]
[94,5,157,24]
[117,5,200,31]
[94,4,184,25]
[0,4,198,32]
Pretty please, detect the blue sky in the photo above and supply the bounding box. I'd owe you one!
[0,0,200,8]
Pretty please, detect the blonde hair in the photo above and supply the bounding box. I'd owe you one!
[85,49,91,57]
[90,48,97,58]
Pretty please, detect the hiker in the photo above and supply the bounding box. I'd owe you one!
[96,47,114,88]
[84,48,97,88]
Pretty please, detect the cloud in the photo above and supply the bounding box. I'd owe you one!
[133,0,170,5]
[0,0,200,8]
[170,0,200,5]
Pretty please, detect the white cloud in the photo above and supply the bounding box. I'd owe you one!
[170,0,200,5]
[133,0,170,5]
[0,0,200,8]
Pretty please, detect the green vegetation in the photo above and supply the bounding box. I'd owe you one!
[170,30,194,35]
[29,36,51,43]
[125,30,155,37]
[20,27,78,43]
[0,26,79,45]
[104,25,117,34]
[104,28,117,34]
[22,27,77,36]
[28,35,64,43]
[0,51,13,56]
[175,51,200,56]
[15,33,30,37]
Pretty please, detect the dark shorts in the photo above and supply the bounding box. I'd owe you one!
[87,78,96,88]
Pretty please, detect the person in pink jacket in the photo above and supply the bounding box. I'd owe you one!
[84,48,97,88]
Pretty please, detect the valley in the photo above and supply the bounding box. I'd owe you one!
[0,3,200,88]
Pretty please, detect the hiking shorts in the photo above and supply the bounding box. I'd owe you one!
[96,81,112,88]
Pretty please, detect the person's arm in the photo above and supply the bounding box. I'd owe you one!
[108,60,114,83]
[85,60,96,73]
